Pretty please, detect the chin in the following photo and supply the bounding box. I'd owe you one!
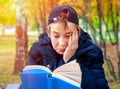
[57,51,64,55]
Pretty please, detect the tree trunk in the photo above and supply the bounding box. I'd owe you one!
[13,17,28,74]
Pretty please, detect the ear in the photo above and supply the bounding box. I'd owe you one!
[46,26,51,38]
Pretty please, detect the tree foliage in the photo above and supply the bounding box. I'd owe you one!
[0,0,16,26]
[26,0,58,35]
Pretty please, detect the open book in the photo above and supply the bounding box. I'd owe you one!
[20,60,82,89]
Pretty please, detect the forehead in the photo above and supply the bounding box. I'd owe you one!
[49,22,76,31]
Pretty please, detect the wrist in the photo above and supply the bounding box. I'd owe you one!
[63,56,70,63]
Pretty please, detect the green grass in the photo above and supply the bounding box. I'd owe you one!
[0,34,37,88]
[0,34,120,89]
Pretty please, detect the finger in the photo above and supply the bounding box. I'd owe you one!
[71,29,76,41]
[75,28,79,41]
[68,35,72,45]
[72,28,78,43]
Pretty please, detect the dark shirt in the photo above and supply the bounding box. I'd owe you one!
[29,29,109,89]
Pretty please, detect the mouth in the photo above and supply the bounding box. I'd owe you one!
[58,49,65,53]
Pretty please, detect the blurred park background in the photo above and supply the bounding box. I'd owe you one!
[0,0,120,89]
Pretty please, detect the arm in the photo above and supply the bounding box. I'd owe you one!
[77,44,109,89]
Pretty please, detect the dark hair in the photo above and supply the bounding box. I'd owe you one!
[57,9,69,22]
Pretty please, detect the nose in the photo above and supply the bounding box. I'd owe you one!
[59,37,66,47]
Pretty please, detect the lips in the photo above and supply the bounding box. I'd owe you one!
[58,49,65,53]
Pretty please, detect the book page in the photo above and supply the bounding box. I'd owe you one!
[52,60,82,87]
[23,65,52,73]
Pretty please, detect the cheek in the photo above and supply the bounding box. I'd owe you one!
[62,38,68,45]
[51,37,58,48]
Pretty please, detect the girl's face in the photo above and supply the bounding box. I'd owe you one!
[47,22,77,55]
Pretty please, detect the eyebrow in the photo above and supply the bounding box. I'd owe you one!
[52,31,59,34]
[52,31,73,35]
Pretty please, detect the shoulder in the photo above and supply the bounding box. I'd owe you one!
[85,44,103,61]
[76,31,104,66]
[29,32,56,57]
[78,29,102,55]
[77,42,103,59]
[29,41,41,56]
[29,32,50,55]
[76,43,104,68]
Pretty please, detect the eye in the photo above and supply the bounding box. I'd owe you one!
[51,32,60,38]
[65,35,70,38]
[53,35,59,38]
[65,33,72,38]
[65,34,71,38]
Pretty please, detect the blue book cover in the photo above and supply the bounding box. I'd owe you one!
[20,60,82,89]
